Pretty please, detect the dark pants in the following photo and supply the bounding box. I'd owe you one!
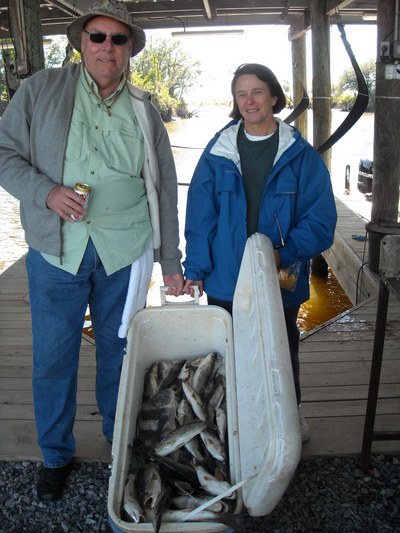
[207,295,301,404]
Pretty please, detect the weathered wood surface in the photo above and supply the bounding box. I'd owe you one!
[0,198,399,463]
[301,295,400,458]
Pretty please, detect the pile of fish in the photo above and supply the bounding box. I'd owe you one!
[121,351,244,532]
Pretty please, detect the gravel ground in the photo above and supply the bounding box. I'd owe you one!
[1,454,399,532]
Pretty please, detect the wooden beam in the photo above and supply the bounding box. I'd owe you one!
[310,0,331,170]
[8,0,45,79]
[288,12,310,41]
[326,0,355,17]
[24,0,45,75]
[371,0,400,224]
[202,0,216,20]
[291,33,308,138]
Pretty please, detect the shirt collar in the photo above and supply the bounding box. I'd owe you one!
[80,63,126,102]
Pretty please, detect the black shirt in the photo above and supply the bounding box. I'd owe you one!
[237,123,279,236]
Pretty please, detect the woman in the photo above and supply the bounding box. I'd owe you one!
[183,63,337,442]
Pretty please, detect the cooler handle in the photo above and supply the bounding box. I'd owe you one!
[160,285,200,306]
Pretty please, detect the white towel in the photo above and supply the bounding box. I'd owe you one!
[118,241,154,338]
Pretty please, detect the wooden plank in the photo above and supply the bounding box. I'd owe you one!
[0,389,96,404]
[301,347,399,362]
[0,419,111,463]
[301,383,399,402]
[0,353,96,366]
[301,414,400,457]
[300,340,399,354]
[301,371,398,387]
[0,377,96,391]
[0,404,102,420]
[301,358,398,375]
[0,366,98,378]
[304,398,400,417]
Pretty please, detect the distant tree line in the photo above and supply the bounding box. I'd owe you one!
[283,60,376,113]
[331,60,376,112]
[130,37,201,121]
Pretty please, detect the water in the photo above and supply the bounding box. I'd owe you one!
[0,106,371,332]
[0,187,28,273]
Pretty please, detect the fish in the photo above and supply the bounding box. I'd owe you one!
[169,479,195,496]
[171,494,227,513]
[161,509,246,532]
[206,381,225,421]
[158,360,185,391]
[137,388,176,447]
[184,435,205,463]
[178,360,191,382]
[176,397,194,426]
[122,472,145,523]
[193,464,236,499]
[127,351,234,529]
[157,360,171,382]
[216,406,227,443]
[203,365,224,403]
[147,452,198,486]
[154,420,207,457]
[200,428,227,462]
[141,462,163,509]
[151,481,171,533]
[182,381,207,421]
[192,351,217,393]
[143,361,159,401]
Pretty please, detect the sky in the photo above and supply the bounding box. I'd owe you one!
[145,24,378,103]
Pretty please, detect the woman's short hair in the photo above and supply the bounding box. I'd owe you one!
[230,63,287,119]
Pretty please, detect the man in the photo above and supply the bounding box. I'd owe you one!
[183,63,337,442]
[0,0,183,501]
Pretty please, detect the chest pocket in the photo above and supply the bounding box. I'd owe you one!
[102,129,144,177]
[65,120,89,161]
[215,169,239,195]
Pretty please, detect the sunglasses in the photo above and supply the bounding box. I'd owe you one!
[84,30,129,46]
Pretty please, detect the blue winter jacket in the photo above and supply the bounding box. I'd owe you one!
[183,117,337,308]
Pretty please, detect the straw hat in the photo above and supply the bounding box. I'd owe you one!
[66,0,146,57]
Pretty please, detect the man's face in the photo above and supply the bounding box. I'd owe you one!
[81,15,133,91]
[234,74,278,135]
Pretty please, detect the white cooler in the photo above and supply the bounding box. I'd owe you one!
[108,233,302,532]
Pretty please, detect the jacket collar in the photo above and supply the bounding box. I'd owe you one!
[210,117,299,165]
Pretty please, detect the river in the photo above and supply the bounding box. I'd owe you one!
[1,106,372,332]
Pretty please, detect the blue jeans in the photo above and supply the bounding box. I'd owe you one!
[26,239,131,467]
[207,295,301,404]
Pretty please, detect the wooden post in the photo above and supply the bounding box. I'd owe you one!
[291,33,308,139]
[371,0,400,224]
[8,0,44,80]
[310,0,331,171]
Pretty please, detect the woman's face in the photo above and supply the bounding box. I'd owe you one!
[234,73,278,135]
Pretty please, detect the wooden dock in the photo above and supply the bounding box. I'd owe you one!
[0,197,399,464]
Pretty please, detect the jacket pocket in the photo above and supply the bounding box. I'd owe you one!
[215,169,238,195]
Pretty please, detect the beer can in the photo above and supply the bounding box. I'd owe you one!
[72,182,92,221]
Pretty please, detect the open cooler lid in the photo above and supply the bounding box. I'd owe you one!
[232,233,302,517]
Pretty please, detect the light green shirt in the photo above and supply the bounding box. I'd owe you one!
[42,67,152,275]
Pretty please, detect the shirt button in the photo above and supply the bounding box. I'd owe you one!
[95,125,99,130]
[86,220,91,224]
